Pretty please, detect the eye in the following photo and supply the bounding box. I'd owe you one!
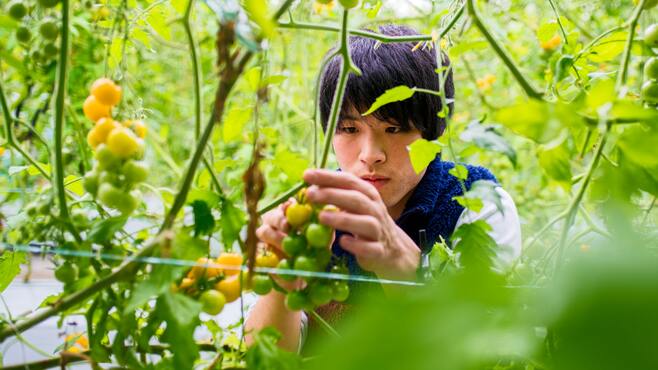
[385,126,401,134]
[337,124,358,134]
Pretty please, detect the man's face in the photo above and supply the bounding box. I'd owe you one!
[332,108,426,218]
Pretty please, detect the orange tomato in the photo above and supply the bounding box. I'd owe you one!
[94,118,121,144]
[91,78,122,106]
[216,252,243,276]
[215,275,243,303]
[83,95,111,122]
[188,257,221,280]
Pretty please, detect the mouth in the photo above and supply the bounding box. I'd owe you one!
[360,175,390,190]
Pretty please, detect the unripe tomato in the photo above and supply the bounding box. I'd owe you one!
[282,234,306,256]
[98,170,120,187]
[252,274,273,295]
[309,283,333,305]
[645,57,658,80]
[82,170,99,196]
[294,255,318,272]
[285,203,312,228]
[98,183,138,214]
[216,252,243,276]
[641,80,658,104]
[332,281,349,302]
[43,43,58,59]
[71,209,89,228]
[106,127,140,159]
[16,27,31,44]
[634,0,658,9]
[95,144,120,171]
[256,252,279,268]
[276,259,295,281]
[122,160,148,184]
[305,223,332,248]
[285,291,308,311]
[83,95,111,122]
[39,20,59,41]
[55,263,78,283]
[338,0,359,9]
[38,0,60,8]
[314,248,332,267]
[645,24,658,48]
[316,0,333,4]
[215,276,242,302]
[9,2,28,20]
[91,78,122,106]
[200,289,226,315]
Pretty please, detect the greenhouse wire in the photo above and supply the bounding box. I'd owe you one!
[0,243,424,287]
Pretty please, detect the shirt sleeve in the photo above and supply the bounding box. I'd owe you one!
[452,186,522,272]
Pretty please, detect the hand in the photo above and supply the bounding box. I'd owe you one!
[303,169,420,282]
[256,200,291,254]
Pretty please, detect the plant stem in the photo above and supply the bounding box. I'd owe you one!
[547,0,569,44]
[466,0,543,99]
[257,181,305,215]
[277,22,430,43]
[616,0,647,91]
[309,309,341,339]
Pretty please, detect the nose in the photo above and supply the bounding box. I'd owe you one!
[358,133,386,167]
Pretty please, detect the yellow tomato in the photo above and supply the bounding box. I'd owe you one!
[82,95,111,122]
[215,276,243,303]
[256,252,280,268]
[87,129,101,149]
[106,127,140,159]
[0,147,5,156]
[131,120,147,138]
[94,118,121,144]
[216,252,243,276]
[189,257,221,280]
[540,35,561,51]
[91,78,122,106]
[179,277,195,289]
[285,203,312,228]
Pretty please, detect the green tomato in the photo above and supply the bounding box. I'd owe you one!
[9,1,28,20]
[285,291,307,311]
[309,283,333,306]
[339,0,359,8]
[98,183,137,214]
[252,275,273,295]
[38,0,60,8]
[95,144,120,171]
[98,171,120,187]
[314,248,332,267]
[315,0,333,4]
[200,290,226,315]
[55,263,78,284]
[43,43,58,58]
[122,160,149,184]
[294,255,318,272]
[305,223,332,248]
[282,234,306,256]
[39,20,59,41]
[332,281,350,302]
[16,27,31,44]
[645,24,658,48]
[641,80,658,104]
[83,171,99,196]
[644,57,658,80]
[276,259,296,281]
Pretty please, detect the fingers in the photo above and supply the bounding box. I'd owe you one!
[306,186,374,216]
[319,211,381,241]
[303,169,380,201]
[255,224,287,250]
[339,234,384,261]
[262,200,291,233]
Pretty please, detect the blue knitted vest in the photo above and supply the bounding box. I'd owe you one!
[331,157,498,279]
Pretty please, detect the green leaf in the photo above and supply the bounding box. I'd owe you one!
[618,126,658,168]
[538,137,573,187]
[273,149,309,182]
[188,189,221,208]
[155,291,201,370]
[170,0,186,14]
[586,79,615,111]
[125,264,183,314]
[108,37,123,69]
[8,166,28,176]
[449,164,469,181]
[147,8,171,40]
[64,175,84,196]
[610,100,658,123]
[245,66,262,91]
[408,139,442,174]
[448,41,489,59]
[537,22,559,42]
[494,100,571,144]
[223,107,252,142]
[587,31,627,63]
[221,198,245,250]
[0,252,26,292]
[453,180,504,214]
[191,200,215,237]
[459,122,517,166]
[362,86,415,116]
[246,327,302,370]
[452,220,496,272]
[87,217,128,244]
[244,0,276,39]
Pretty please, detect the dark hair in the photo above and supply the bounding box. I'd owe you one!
[319,24,454,141]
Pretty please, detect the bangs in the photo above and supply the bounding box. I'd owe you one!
[319,24,454,140]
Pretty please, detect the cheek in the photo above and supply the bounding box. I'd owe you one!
[332,137,356,168]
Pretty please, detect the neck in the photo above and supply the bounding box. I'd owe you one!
[387,190,414,221]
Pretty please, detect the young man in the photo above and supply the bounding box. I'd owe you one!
[246,24,521,352]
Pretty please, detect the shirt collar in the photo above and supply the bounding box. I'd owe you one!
[397,156,446,220]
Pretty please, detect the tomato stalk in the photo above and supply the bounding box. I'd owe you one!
[466,0,543,100]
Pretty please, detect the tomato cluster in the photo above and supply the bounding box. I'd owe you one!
[7,0,63,64]
[274,188,350,311]
[642,24,658,105]
[82,78,148,215]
